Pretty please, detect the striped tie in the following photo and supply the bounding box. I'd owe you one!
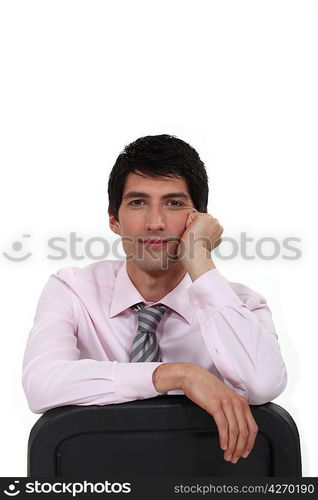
[129,302,168,362]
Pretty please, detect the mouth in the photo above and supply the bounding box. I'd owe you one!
[141,239,169,248]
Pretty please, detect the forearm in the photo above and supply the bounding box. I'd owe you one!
[22,358,163,413]
[200,308,287,404]
[187,269,287,404]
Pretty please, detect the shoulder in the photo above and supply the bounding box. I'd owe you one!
[52,259,124,289]
[227,278,268,308]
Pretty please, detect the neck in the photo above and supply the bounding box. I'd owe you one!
[126,260,186,302]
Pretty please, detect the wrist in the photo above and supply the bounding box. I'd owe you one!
[184,247,216,281]
[152,362,190,393]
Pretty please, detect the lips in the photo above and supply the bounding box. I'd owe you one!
[138,236,180,244]
[143,239,167,244]
[143,239,168,246]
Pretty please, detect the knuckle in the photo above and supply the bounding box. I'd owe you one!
[248,419,258,432]
[240,428,249,439]
[238,395,248,406]
[219,421,229,433]
[221,418,229,428]
[233,401,244,412]
[221,398,231,408]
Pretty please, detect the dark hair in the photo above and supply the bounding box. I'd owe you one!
[107,134,209,220]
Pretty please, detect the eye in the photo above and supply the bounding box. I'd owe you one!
[166,200,184,207]
[128,200,146,206]
[128,199,184,208]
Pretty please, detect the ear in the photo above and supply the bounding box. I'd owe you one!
[109,214,121,236]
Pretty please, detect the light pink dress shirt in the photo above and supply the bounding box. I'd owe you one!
[22,260,287,413]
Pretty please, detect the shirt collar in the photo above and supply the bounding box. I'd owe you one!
[109,261,194,324]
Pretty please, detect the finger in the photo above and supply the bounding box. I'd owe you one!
[230,403,249,463]
[185,210,199,229]
[211,406,229,452]
[221,402,239,462]
[213,237,222,249]
[242,406,258,458]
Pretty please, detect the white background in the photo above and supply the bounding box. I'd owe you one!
[0,0,317,476]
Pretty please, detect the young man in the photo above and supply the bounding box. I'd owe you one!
[22,134,287,465]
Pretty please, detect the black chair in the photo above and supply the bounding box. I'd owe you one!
[27,395,301,477]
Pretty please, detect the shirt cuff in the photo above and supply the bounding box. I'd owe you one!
[187,268,241,313]
[113,361,163,402]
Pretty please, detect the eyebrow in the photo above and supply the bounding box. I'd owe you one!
[123,191,191,201]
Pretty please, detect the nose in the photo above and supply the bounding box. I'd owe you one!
[145,205,166,232]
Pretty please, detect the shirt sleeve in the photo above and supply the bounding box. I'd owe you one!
[22,276,163,414]
[187,269,288,405]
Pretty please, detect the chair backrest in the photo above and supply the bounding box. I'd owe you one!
[28,395,301,477]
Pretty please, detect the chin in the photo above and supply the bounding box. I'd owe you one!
[133,257,178,272]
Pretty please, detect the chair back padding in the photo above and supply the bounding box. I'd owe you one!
[27,395,301,477]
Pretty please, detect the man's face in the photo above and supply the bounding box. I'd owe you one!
[109,171,195,271]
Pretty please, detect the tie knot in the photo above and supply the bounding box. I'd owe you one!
[130,302,168,333]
